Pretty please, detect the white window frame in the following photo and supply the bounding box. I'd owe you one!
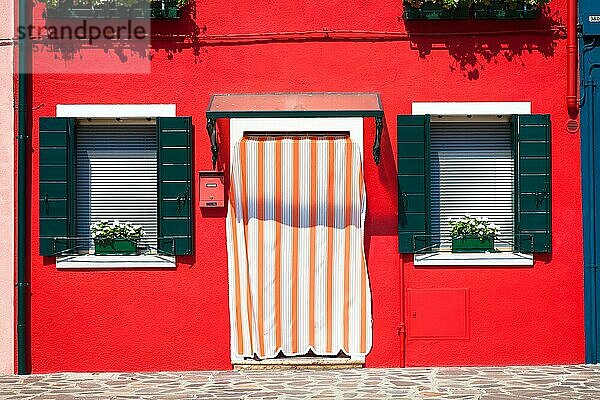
[412,102,533,267]
[55,104,177,269]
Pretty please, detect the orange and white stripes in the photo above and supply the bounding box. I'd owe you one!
[226,137,372,360]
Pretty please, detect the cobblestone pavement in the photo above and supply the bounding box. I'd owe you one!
[1,365,600,399]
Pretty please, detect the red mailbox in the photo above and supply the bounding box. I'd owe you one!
[199,171,225,207]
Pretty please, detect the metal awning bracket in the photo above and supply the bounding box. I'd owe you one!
[373,116,383,165]
[206,118,219,170]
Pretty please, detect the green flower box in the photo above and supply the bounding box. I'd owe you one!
[404,2,470,20]
[151,0,180,18]
[94,239,138,255]
[452,236,495,253]
[404,1,541,21]
[473,2,539,20]
[45,0,181,19]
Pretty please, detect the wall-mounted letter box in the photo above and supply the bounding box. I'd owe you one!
[199,171,225,207]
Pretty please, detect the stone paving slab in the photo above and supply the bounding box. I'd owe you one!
[0,365,599,399]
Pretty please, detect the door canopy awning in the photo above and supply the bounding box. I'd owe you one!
[205,92,384,167]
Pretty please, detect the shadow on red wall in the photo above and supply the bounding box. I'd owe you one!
[403,9,565,80]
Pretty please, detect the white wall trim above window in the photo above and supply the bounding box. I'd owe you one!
[412,102,531,116]
[56,104,176,118]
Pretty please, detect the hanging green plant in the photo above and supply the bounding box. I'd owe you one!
[41,0,190,19]
[42,0,189,8]
[405,0,550,8]
[403,0,551,20]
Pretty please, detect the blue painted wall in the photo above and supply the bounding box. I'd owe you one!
[580,0,600,364]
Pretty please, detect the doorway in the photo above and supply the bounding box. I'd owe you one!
[226,118,372,365]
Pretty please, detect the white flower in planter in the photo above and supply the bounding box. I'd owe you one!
[449,214,499,239]
[90,220,144,243]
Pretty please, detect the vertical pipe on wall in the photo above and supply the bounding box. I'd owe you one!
[17,0,30,375]
[567,0,579,115]
[399,254,406,367]
[583,79,597,362]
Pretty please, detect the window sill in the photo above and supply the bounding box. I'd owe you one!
[56,254,176,269]
[414,252,533,267]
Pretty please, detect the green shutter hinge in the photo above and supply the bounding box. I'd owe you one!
[176,188,189,213]
[535,185,550,208]
[400,191,408,210]
[43,194,49,214]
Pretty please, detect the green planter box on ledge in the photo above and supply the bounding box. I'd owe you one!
[45,0,181,19]
[473,2,539,20]
[452,236,495,253]
[404,1,540,20]
[150,0,180,18]
[94,239,138,255]
[404,2,470,20]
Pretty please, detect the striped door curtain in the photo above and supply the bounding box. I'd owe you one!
[226,137,372,360]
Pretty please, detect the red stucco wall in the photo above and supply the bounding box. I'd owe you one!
[25,0,584,372]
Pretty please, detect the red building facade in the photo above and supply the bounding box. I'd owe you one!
[22,0,584,372]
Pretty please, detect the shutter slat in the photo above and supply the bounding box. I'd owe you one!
[397,115,430,253]
[514,114,551,252]
[430,122,514,250]
[76,124,158,251]
[39,117,76,256]
[157,117,193,255]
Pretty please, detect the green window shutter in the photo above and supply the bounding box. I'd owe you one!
[39,117,76,256]
[397,115,430,253]
[513,114,551,253]
[157,117,193,255]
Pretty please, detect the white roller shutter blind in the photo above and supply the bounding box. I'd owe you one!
[430,122,514,250]
[76,124,157,252]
